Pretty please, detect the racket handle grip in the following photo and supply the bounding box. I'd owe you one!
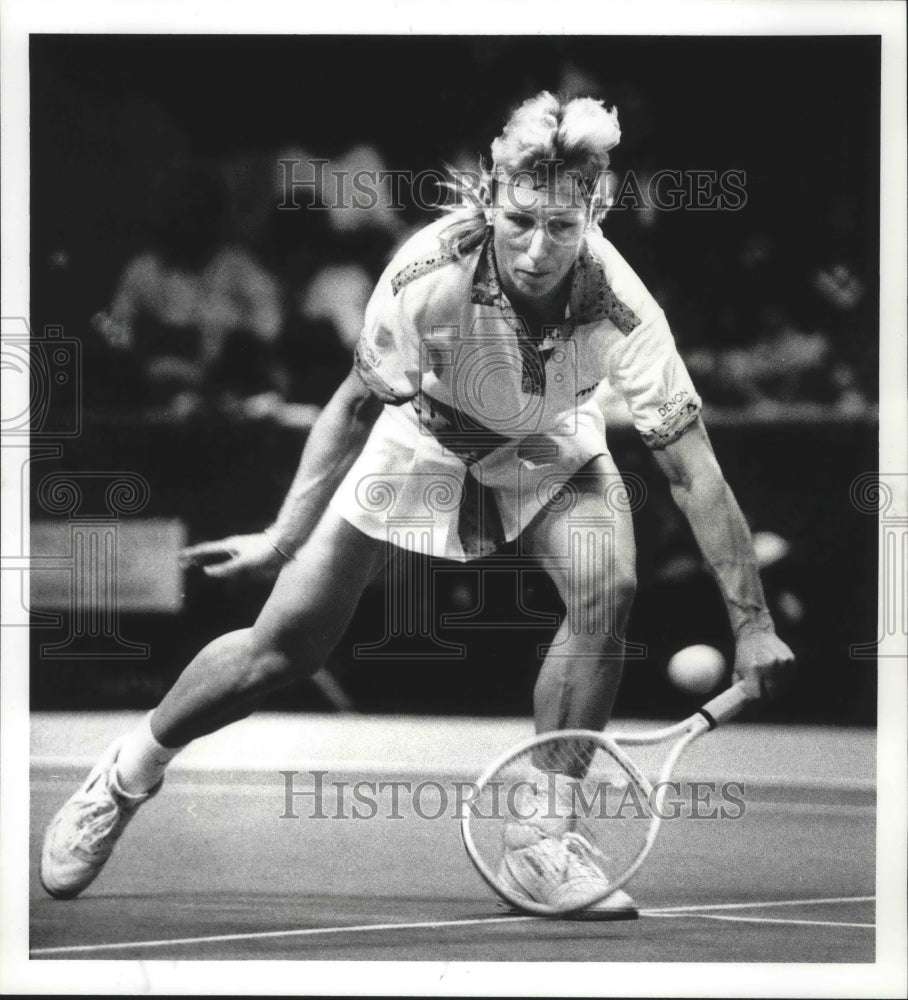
[699,681,754,729]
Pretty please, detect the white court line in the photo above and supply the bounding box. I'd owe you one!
[29,915,539,956]
[29,895,875,957]
[643,894,875,914]
[645,913,874,930]
[28,781,875,817]
[29,757,877,795]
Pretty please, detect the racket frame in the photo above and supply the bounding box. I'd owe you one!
[461,682,752,916]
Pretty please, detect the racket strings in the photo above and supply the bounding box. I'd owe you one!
[530,735,597,778]
[468,736,653,904]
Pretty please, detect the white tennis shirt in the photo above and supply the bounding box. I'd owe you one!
[329,216,701,561]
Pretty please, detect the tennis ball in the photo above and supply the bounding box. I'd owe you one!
[666,644,726,695]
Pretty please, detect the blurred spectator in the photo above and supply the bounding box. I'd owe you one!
[682,303,872,415]
[277,263,372,407]
[268,144,410,409]
[94,161,285,418]
[321,144,409,245]
[270,143,409,283]
[88,148,876,424]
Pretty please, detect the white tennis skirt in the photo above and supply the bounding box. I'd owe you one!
[329,398,610,562]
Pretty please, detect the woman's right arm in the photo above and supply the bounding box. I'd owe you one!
[180,366,384,578]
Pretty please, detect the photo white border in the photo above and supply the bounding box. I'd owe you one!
[2,0,905,995]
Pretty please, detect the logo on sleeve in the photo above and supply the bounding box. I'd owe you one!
[358,340,382,369]
[657,390,689,417]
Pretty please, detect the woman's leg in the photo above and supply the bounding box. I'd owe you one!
[150,510,389,747]
[521,454,638,734]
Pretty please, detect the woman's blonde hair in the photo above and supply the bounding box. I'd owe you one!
[440,91,621,257]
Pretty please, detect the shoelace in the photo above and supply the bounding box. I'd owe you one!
[538,835,572,874]
[561,831,610,885]
[67,781,120,856]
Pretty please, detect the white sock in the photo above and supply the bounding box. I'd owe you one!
[114,712,184,795]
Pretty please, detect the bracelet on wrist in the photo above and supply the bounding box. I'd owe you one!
[264,528,293,562]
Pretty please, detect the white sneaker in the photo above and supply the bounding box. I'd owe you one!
[552,832,638,915]
[497,831,638,919]
[40,738,161,899]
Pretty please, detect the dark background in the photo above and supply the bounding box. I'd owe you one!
[29,35,880,722]
[32,35,880,350]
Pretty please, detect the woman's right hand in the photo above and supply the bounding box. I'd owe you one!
[179,532,291,580]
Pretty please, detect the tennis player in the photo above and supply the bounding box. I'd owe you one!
[41,93,794,915]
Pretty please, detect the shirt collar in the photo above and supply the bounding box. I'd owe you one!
[468,233,502,307]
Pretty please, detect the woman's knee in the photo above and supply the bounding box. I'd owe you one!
[243,639,298,692]
[247,588,339,687]
[566,563,637,627]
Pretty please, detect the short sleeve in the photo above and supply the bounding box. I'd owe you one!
[598,244,701,449]
[353,274,422,405]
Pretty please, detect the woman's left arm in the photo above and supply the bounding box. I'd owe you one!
[651,417,796,699]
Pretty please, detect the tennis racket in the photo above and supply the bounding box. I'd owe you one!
[461,681,754,916]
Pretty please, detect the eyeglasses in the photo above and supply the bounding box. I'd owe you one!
[493,209,589,247]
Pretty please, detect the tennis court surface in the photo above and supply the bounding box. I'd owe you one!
[30,713,876,963]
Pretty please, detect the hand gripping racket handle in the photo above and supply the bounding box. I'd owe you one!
[698,681,754,729]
